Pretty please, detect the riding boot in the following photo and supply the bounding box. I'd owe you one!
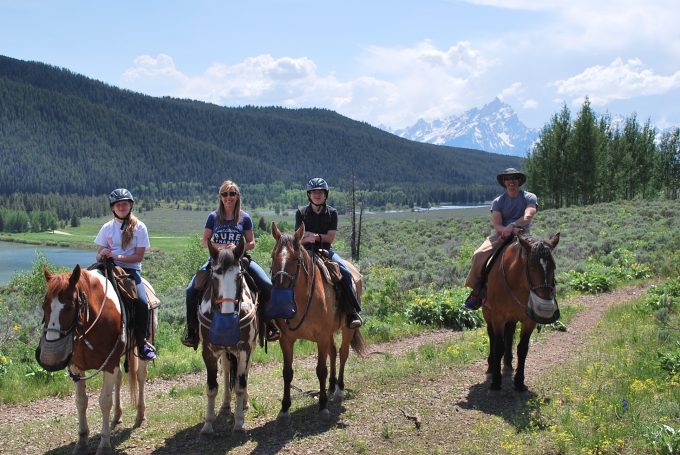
[266,320,280,341]
[347,312,363,329]
[182,288,199,349]
[463,285,485,310]
[134,299,156,361]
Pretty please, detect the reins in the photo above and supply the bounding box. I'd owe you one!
[500,238,556,308]
[67,265,123,382]
[270,242,317,331]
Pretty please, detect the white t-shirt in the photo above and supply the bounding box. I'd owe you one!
[95,219,150,270]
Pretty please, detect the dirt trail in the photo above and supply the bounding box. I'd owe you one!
[0,283,650,453]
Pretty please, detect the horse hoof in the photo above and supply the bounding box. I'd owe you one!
[72,443,88,455]
[133,416,145,428]
[276,411,291,424]
[332,387,345,401]
[514,383,528,392]
[95,446,114,455]
[232,424,246,434]
[489,383,502,391]
[320,408,331,420]
[200,422,215,435]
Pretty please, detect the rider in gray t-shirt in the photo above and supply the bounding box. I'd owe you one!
[463,168,538,310]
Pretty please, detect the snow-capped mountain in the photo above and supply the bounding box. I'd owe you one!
[392,98,539,157]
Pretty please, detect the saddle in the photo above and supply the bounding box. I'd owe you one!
[317,255,343,284]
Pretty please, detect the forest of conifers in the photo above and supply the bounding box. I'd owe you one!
[0,54,520,230]
[1,55,678,233]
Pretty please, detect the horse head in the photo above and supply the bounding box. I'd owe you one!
[270,222,307,288]
[42,265,82,342]
[37,265,83,372]
[207,238,245,315]
[517,232,560,324]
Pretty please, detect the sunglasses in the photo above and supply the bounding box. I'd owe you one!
[503,176,520,181]
[220,191,239,197]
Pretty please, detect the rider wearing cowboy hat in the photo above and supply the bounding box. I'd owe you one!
[463,168,538,310]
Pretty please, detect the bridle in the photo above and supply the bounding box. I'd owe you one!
[270,240,317,331]
[502,238,556,307]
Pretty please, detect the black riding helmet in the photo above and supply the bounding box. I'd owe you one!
[306,178,329,204]
[108,188,134,222]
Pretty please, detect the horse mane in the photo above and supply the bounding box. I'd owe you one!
[46,268,91,299]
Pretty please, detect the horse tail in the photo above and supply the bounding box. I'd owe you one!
[128,349,139,409]
[350,329,366,358]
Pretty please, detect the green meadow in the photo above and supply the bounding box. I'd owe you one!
[0,199,678,453]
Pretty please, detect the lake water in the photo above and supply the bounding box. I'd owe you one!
[0,241,95,286]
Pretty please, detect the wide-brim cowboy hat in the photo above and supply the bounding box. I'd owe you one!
[496,168,527,186]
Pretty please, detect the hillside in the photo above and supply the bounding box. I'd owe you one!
[0,55,520,205]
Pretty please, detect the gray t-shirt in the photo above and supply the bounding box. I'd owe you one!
[491,190,538,232]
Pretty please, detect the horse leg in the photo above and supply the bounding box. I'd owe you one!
[232,349,252,433]
[277,338,295,423]
[316,340,330,419]
[503,322,516,373]
[134,355,148,427]
[112,367,123,427]
[489,329,504,390]
[328,334,338,399]
[220,351,233,417]
[95,371,116,455]
[485,324,494,374]
[201,348,220,434]
[514,327,534,392]
[73,377,89,455]
[335,329,352,400]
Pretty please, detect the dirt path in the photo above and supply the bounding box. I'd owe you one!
[0,283,651,453]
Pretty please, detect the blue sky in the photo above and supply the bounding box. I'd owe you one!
[2,0,679,130]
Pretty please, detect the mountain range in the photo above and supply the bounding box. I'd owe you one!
[0,55,521,207]
[390,98,539,158]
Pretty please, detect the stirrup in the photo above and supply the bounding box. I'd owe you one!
[463,290,483,310]
[181,327,198,349]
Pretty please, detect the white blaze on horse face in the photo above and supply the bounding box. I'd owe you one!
[217,265,240,313]
[46,298,66,341]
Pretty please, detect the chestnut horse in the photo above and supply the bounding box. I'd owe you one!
[37,265,153,455]
[270,222,365,422]
[483,233,560,391]
[196,239,259,433]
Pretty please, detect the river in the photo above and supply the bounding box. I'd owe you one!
[0,241,95,286]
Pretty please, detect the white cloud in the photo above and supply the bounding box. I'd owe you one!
[553,58,680,106]
[121,40,495,129]
[523,99,538,109]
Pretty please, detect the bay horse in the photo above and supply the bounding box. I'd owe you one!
[38,264,154,455]
[270,222,365,422]
[196,239,259,434]
[483,232,560,391]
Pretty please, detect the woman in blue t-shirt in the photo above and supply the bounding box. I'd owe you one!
[182,180,273,348]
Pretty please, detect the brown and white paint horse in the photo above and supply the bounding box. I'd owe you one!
[38,265,152,455]
[270,222,366,422]
[197,239,259,434]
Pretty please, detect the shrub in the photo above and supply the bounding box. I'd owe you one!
[405,286,483,330]
[564,260,615,293]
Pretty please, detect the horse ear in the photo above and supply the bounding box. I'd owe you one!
[44,267,53,282]
[294,222,305,241]
[517,234,531,250]
[548,232,560,248]
[234,237,245,258]
[271,222,281,240]
[68,264,81,289]
[208,239,219,261]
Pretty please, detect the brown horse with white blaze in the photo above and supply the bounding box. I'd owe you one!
[483,233,560,391]
[38,265,150,455]
[270,222,365,422]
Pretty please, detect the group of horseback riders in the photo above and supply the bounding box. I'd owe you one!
[99,167,535,357]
